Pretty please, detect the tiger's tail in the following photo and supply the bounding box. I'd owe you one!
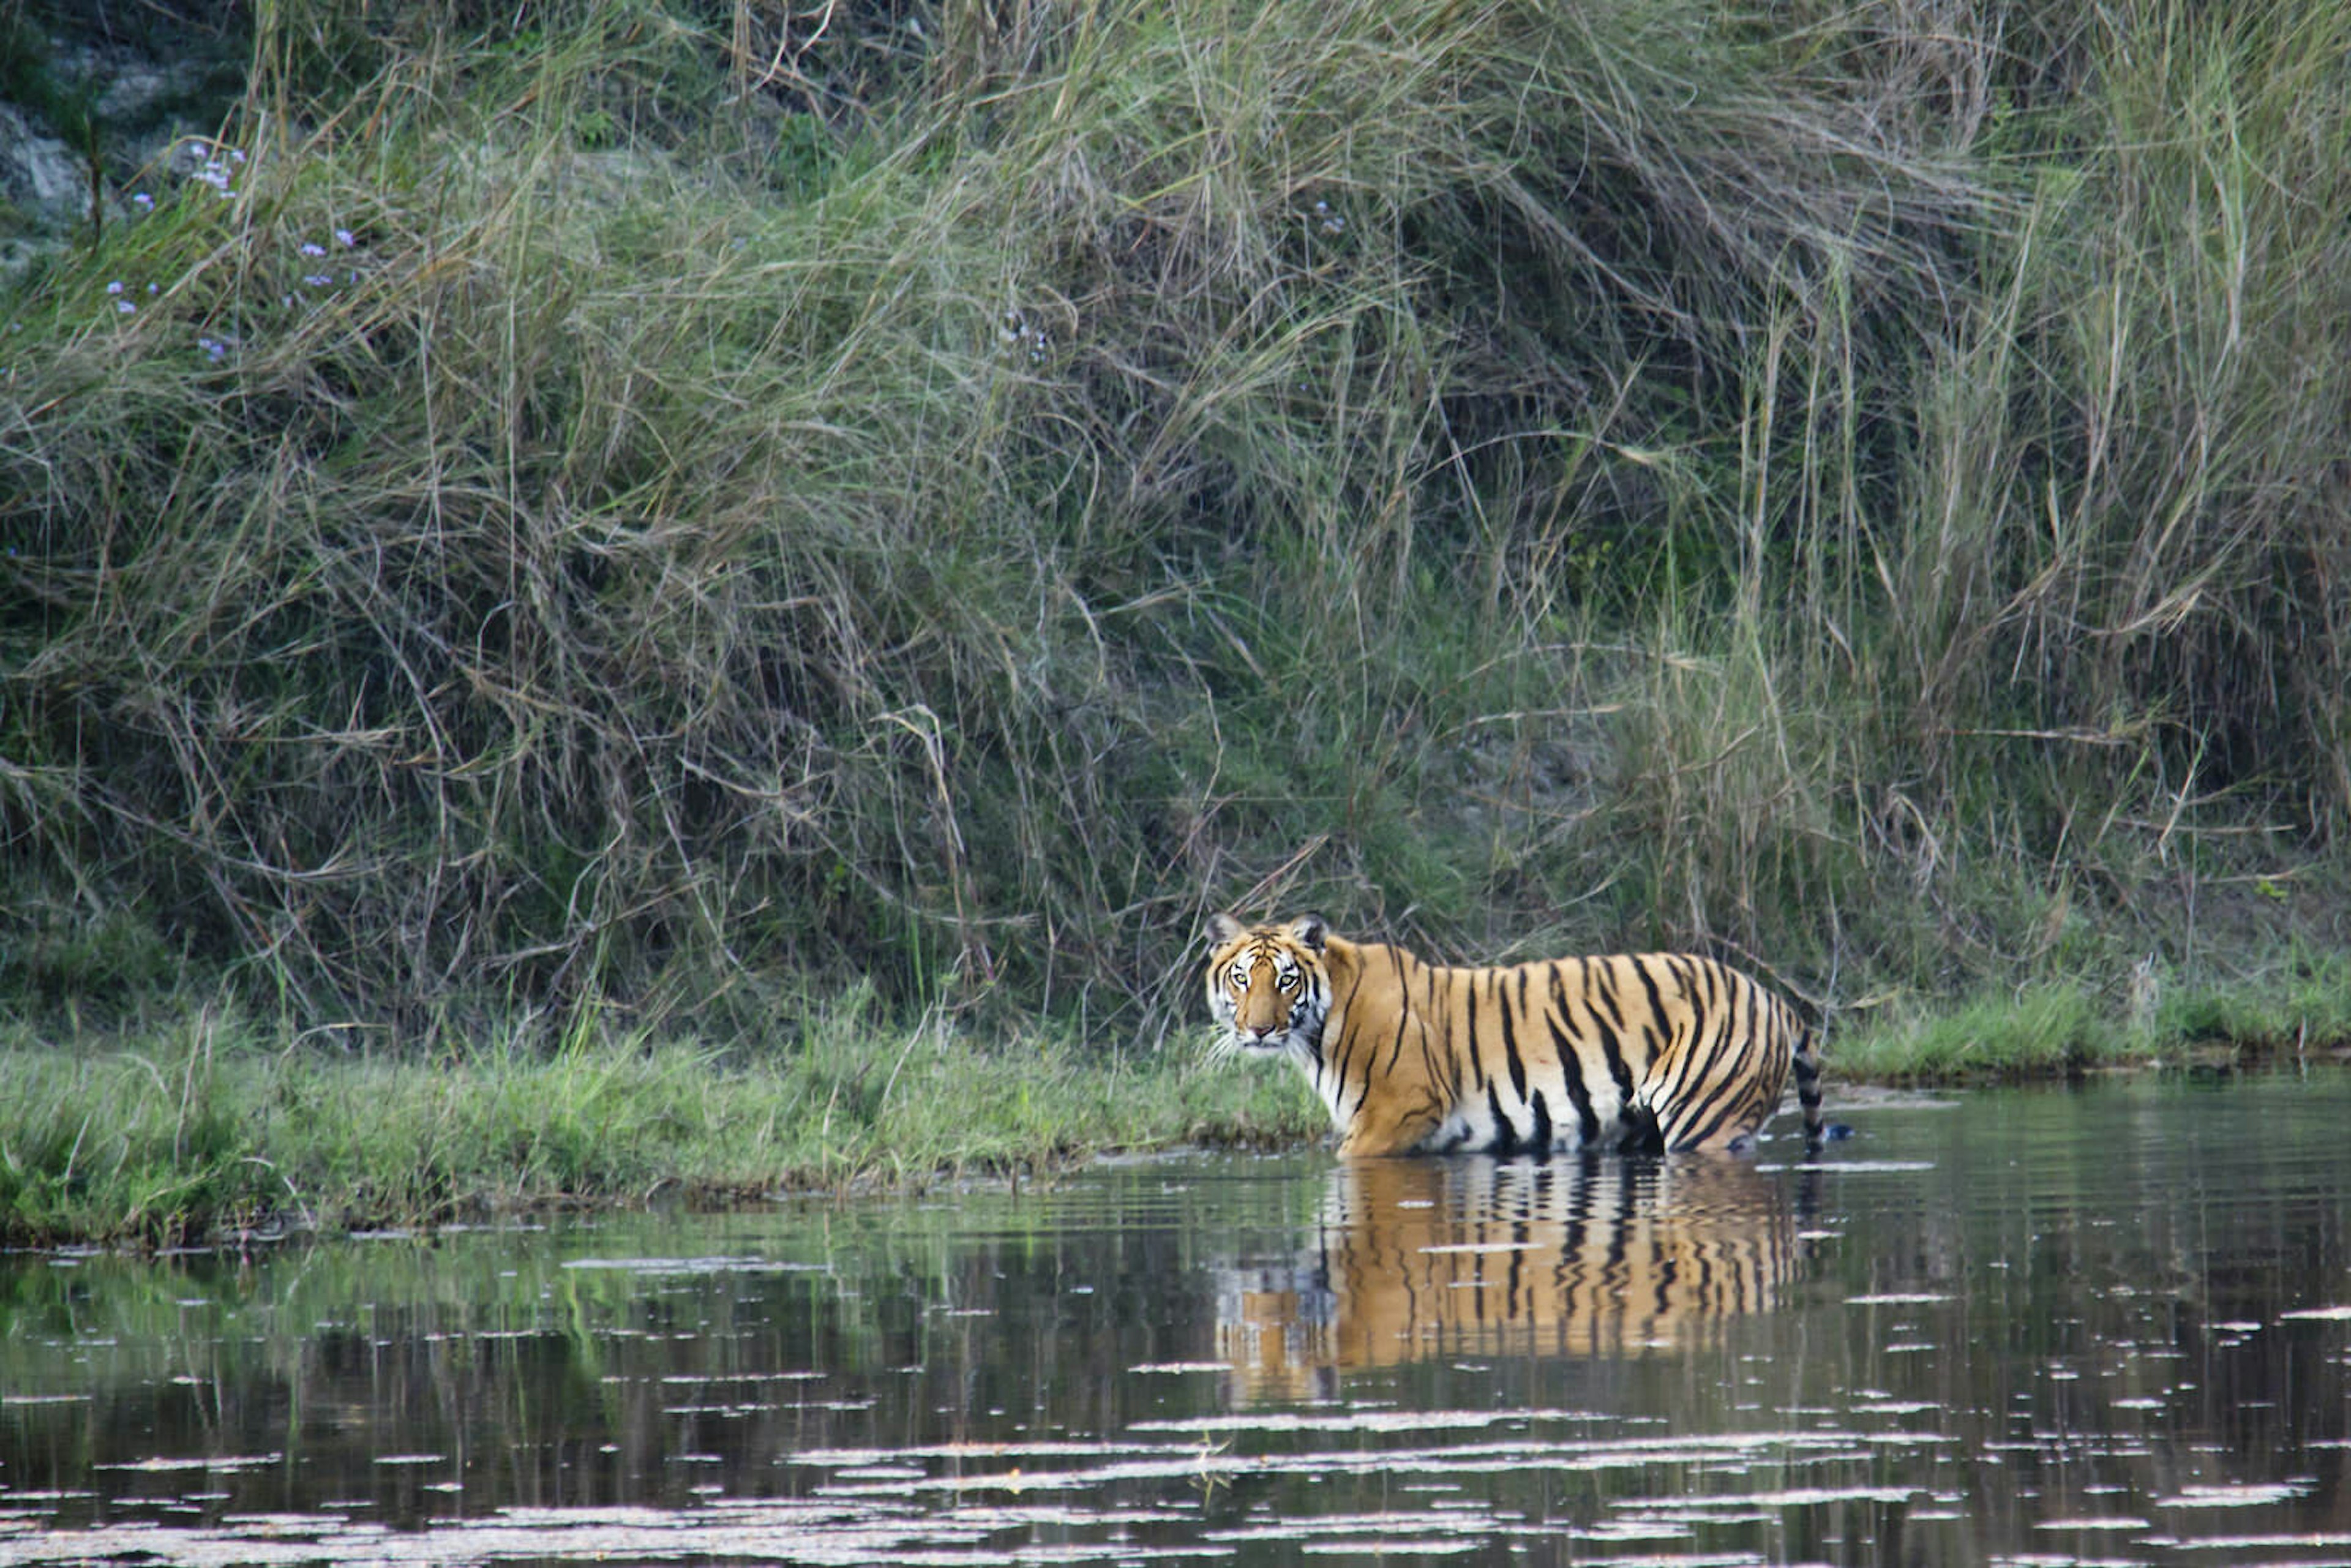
[1793,1025,1826,1150]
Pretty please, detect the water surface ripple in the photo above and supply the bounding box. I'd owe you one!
[6,1068,2351,1564]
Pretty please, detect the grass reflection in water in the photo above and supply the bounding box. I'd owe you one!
[5,1071,2351,1565]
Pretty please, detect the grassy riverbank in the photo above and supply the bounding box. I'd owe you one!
[6,0,2350,1243]
[1829,949,2351,1082]
[9,950,2351,1246]
[0,994,1325,1246]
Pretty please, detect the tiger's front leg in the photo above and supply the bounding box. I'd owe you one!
[1335,1107,1444,1158]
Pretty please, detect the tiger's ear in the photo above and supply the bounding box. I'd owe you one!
[1205,912,1246,947]
[1289,913,1329,951]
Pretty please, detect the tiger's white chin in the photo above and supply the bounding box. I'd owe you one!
[1217,1026,1311,1061]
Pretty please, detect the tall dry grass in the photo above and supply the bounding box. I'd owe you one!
[3,0,2345,1045]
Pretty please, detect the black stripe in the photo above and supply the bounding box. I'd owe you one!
[1547,966,1602,1143]
[1308,942,1337,1070]
[1651,956,1710,1136]
[1383,947,1411,1078]
[1504,1230,1526,1324]
[1528,1087,1554,1153]
[1463,969,1488,1094]
[1329,997,1361,1119]
[1431,965,1465,1106]
[1794,1026,1826,1147]
[1680,956,1709,1056]
[1739,969,1775,1131]
[1652,1243,1682,1319]
[1602,1174,1633,1292]
[1664,987,1739,1147]
[1501,971,1529,1105]
[1670,967,1758,1148]
[1556,1177,1589,1333]
[1388,1222,1425,1338]
[1591,961,1625,1032]
[1673,1052,1747,1148]
[1325,953,1363,1117]
[1420,1038,1455,1138]
[1352,972,1381,1120]
[1485,1081,1520,1157]
[1632,958,1671,1070]
[1586,967,1635,1108]
[1632,959,1681,1138]
[1745,971,1774,1110]
[1690,1229,1720,1314]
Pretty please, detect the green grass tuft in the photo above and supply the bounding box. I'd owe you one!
[1834,986,2128,1084]
[1834,947,2351,1083]
[0,990,1321,1247]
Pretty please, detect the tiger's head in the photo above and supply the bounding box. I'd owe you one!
[1204,913,1333,1064]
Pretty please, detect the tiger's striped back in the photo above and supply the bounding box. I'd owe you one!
[1205,913,1825,1156]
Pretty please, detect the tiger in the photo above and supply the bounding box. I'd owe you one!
[1218,1155,1810,1401]
[1204,912,1826,1156]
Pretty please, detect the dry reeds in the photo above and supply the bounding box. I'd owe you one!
[2,0,2344,1043]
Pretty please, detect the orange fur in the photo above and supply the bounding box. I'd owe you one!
[1205,913,1823,1155]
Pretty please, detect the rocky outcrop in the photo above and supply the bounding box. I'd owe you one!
[0,18,245,270]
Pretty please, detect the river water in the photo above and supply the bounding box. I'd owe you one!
[4,1067,2351,1566]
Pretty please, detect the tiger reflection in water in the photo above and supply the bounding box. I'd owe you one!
[1218,1155,1812,1403]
